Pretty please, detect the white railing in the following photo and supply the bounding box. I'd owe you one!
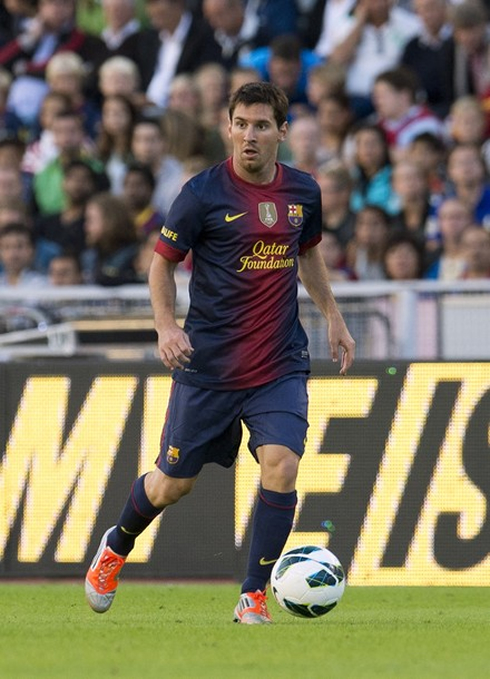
[1,279,490,360]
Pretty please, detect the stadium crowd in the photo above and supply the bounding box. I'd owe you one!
[1,0,490,288]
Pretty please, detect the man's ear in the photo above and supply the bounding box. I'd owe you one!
[278,121,288,142]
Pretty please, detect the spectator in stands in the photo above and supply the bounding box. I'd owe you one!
[372,67,444,160]
[21,91,72,174]
[0,165,24,204]
[0,196,30,230]
[400,0,453,119]
[0,222,47,286]
[98,55,144,110]
[122,161,165,238]
[239,34,323,116]
[286,114,322,177]
[229,65,261,94]
[446,143,490,229]
[99,0,141,56]
[424,197,472,279]
[309,0,356,61]
[407,131,447,197]
[445,1,490,120]
[349,123,398,215]
[160,108,205,162]
[203,0,298,68]
[324,0,421,119]
[317,161,356,247]
[132,0,222,111]
[0,0,38,46]
[34,159,99,266]
[305,61,347,112]
[133,229,160,282]
[81,192,139,286]
[167,73,202,120]
[96,94,137,194]
[460,225,490,278]
[203,0,262,69]
[193,62,228,131]
[445,96,490,172]
[390,158,437,244]
[130,117,183,217]
[318,228,356,280]
[45,51,101,139]
[382,229,426,280]
[32,111,105,216]
[48,251,83,285]
[346,204,391,280]
[0,0,105,126]
[0,68,23,138]
[316,92,353,165]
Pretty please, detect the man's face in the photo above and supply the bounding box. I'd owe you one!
[39,0,76,31]
[203,0,243,35]
[52,117,83,153]
[0,233,33,274]
[102,0,135,31]
[228,102,287,183]
[145,0,184,32]
[131,124,165,165]
[123,172,153,210]
[63,167,95,204]
[268,57,301,96]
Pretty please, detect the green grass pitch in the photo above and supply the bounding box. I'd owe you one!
[1,583,489,679]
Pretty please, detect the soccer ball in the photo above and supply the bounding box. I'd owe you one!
[270,545,346,618]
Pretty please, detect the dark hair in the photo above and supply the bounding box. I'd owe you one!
[98,94,137,161]
[374,67,419,101]
[270,34,302,62]
[383,229,425,279]
[228,81,289,128]
[356,204,391,228]
[411,131,446,154]
[0,222,34,245]
[86,192,138,254]
[63,159,98,183]
[124,161,156,191]
[353,123,391,169]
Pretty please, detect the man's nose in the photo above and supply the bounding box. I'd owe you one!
[243,125,256,141]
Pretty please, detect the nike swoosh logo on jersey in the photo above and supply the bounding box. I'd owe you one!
[259,557,277,566]
[225,211,248,222]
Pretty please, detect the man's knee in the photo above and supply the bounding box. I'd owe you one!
[257,445,300,492]
[144,468,197,508]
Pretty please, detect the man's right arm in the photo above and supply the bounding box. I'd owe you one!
[148,253,194,370]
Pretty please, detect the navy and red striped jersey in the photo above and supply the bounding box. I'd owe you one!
[155,158,322,390]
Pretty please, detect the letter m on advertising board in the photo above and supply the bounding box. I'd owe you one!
[0,376,138,563]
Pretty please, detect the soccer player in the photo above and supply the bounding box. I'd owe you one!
[85,82,355,624]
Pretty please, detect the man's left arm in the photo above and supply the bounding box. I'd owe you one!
[298,244,356,375]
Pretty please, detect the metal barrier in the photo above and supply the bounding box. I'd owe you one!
[1,279,490,360]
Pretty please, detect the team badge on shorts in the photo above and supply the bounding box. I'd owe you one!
[258,202,278,227]
[288,204,303,227]
[166,446,180,465]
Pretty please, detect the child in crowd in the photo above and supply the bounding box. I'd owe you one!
[0,222,47,286]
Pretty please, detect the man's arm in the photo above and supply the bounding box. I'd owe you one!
[148,252,194,370]
[298,245,355,375]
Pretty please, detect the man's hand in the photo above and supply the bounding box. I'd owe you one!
[328,311,356,375]
[156,323,194,370]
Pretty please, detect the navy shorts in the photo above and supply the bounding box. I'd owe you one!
[156,373,309,478]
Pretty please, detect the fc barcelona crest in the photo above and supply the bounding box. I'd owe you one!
[288,204,303,227]
[167,446,180,465]
[258,202,278,228]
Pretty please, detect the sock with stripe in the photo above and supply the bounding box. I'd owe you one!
[107,474,163,557]
[241,486,297,594]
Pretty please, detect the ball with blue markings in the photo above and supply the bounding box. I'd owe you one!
[270,545,345,618]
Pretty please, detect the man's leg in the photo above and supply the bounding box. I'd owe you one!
[85,469,196,613]
[234,445,299,625]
